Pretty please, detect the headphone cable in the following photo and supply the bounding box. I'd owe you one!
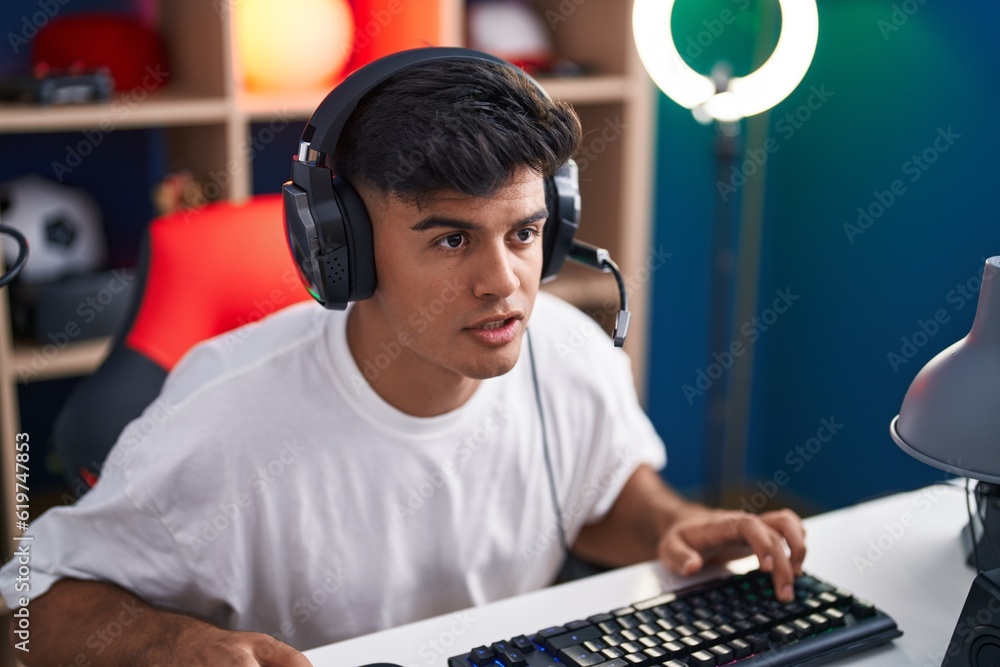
[0,225,28,288]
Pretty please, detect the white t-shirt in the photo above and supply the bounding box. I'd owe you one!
[0,293,665,651]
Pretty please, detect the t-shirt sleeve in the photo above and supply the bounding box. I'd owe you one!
[0,456,205,612]
[0,404,214,614]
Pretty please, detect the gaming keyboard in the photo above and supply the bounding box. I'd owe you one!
[447,570,902,667]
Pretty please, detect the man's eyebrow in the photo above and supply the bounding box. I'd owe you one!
[409,209,549,232]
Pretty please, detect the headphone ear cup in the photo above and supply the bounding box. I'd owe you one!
[330,176,376,302]
[541,159,581,282]
[283,160,376,310]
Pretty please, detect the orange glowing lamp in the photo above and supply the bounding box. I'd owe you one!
[235,0,355,92]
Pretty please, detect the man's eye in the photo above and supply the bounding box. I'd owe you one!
[440,234,464,249]
[516,228,538,243]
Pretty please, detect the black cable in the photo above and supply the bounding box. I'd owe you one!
[967,477,981,575]
[0,224,28,288]
[526,328,570,560]
[974,481,1000,568]
[566,241,631,347]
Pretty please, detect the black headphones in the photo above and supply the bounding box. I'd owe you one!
[282,47,581,311]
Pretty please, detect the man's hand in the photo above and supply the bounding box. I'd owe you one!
[19,578,314,667]
[656,508,807,602]
[168,625,314,667]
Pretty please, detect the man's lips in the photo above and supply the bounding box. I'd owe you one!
[465,313,523,330]
[463,316,522,345]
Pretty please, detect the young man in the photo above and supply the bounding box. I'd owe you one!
[0,59,805,666]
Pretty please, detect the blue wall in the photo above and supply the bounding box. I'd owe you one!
[648,0,1000,511]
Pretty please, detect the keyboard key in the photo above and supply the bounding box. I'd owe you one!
[659,641,687,658]
[618,616,639,630]
[468,646,494,666]
[491,641,513,654]
[620,629,640,642]
[567,620,593,631]
[584,640,608,652]
[601,647,625,659]
[622,655,646,666]
[689,649,716,666]
[656,630,679,644]
[602,633,624,647]
[696,629,720,644]
[708,644,733,663]
[638,623,659,636]
[556,646,605,667]
[612,607,637,617]
[807,612,830,632]
[619,641,642,654]
[511,635,533,653]
[851,598,877,618]
[680,636,703,651]
[594,660,628,667]
[598,621,621,635]
[497,649,527,667]
[791,618,814,638]
[728,638,752,659]
[548,626,602,651]
[674,624,696,637]
[715,623,738,639]
[634,610,655,624]
[745,633,769,653]
[655,618,677,632]
[643,646,667,659]
[638,637,659,649]
[769,624,797,644]
[824,608,846,627]
[664,661,686,667]
[588,613,614,624]
[817,592,839,606]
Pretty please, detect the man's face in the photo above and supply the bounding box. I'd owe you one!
[359,167,547,381]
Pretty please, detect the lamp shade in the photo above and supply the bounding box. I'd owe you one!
[891,256,1000,482]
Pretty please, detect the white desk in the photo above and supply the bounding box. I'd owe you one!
[305,484,976,667]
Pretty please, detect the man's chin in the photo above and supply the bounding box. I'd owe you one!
[454,342,522,380]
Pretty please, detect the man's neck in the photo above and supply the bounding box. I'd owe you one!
[345,303,480,417]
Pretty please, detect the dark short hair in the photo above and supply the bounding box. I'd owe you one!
[333,59,582,207]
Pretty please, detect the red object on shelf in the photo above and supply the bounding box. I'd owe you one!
[347,0,442,72]
[32,13,169,92]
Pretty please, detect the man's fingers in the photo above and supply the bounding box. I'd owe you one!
[730,514,795,602]
[255,635,314,667]
[658,530,704,576]
[762,509,807,575]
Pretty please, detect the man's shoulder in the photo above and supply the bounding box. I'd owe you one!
[528,292,631,375]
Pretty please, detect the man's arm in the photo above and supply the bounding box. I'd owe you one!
[12,578,312,667]
[572,465,807,602]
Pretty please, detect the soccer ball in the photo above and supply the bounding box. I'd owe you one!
[0,175,106,284]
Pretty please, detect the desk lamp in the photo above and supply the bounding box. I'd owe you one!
[891,256,1000,667]
[632,0,818,503]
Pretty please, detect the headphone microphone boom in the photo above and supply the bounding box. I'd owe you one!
[282,46,631,346]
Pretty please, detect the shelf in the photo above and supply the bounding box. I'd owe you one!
[235,74,631,122]
[542,267,619,308]
[11,337,112,383]
[536,75,632,104]
[237,88,328,122]
[0,89,229,133]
